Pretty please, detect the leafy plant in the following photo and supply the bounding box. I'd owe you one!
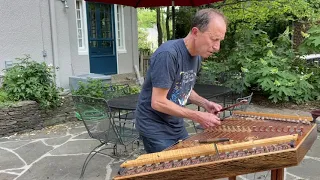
[238,28,318,103]
[0,89,8,102]
[2,55,61,109]
[73,79,107,98]
[199,27,320,104]
[72,79,141,99]
[298,24,320,54]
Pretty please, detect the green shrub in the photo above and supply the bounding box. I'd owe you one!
[73,79,107,98]
[72,79,141,99]
[2,55,61,109]
[298,24,320,54]
[199,27,320,103]
[0,89,8,102]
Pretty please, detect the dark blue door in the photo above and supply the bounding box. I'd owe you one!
[87,2,117,75]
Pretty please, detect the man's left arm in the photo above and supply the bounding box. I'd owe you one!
[189,90,222,114]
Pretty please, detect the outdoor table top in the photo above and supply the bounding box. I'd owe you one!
[107,84,232,111]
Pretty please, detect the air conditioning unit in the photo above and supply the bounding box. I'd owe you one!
[69,73,111,90]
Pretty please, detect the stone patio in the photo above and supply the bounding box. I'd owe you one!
[0,104,319,180]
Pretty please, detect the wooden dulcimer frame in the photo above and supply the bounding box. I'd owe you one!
[114,111,317,180]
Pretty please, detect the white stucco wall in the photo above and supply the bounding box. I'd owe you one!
[0,0,72,88]
[0,0,139,89]
[0,0,53,72]
[68,0,90,76]
[117,7,139,74]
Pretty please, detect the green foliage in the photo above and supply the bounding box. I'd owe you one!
[2,55,61,109]
[0,89,8,102]
[175,7,197,38]
[138,9,156,28]
[234,28,318,103]
[213,0,320,28]
[138,28,152,51]
[299,24,320,54]
[199,27,320,103]
[72,79,141,100]
[73,79,107,98]
[0,88,16,107]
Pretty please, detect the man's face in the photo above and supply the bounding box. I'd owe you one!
[193,17,226,58]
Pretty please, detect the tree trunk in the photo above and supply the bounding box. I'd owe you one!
[156,8,163,46]
[171,6,175,39]
[166,6,170,40]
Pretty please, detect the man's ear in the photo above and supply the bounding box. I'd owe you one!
[191,27,199,37]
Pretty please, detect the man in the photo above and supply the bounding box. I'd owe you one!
[135,8,227,153]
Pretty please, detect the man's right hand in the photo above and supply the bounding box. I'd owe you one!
[196,111,221,129]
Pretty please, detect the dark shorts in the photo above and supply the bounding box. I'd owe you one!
[140,133,189,153]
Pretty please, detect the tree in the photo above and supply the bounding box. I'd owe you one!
[137,9,156,51]
[138,28,152,51]
[137,9,156,28]
[156,8,163,46]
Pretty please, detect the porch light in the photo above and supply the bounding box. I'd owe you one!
[61,0,69,8]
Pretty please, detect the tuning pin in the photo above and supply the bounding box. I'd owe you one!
[276,127,282,133]
[259,126,265,132]
[269,126,274,132]
[252,126,257,132]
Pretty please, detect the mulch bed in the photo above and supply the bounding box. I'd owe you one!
[251,93,320,112]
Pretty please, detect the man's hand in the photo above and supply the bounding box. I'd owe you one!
[196,111,221,128]
[204,101,223,114]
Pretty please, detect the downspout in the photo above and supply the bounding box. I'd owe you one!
[48,0,61,87]
[131,7,137,72]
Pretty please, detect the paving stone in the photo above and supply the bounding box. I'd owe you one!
[7,130,67,141]
[238,171,271,180]
[14,141,53,165]
[72,133,91,140]
[5,169,24,173]
[0,148,25,170]
[109,160,123,179]
[0,140,31,149]
[0,137,12,143]
[43,135,72,146]
[306,135,320,158]
[67,124,87,135]
[286,173,305,180]
[50,140,101,155]
[16,154,111,180]
[0,173,17,180]
[287,158,320,180]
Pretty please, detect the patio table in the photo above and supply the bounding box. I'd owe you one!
[107,84,232,112]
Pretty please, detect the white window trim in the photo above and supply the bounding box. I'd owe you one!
[75,0,89,55]
[115,5,126,54]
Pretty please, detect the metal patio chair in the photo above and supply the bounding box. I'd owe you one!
[228,92,253,115]
[104,84,135,120]
[72,95,139,180]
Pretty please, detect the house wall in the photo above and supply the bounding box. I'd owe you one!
[117,6,139,74]
[0,0,139,89]
[68,0,90,76]
[0,0,53,73]
[52,0,73,88]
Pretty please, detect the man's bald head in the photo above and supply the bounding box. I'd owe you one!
[191,8,227,33]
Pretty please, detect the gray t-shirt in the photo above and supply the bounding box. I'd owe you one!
[135,39,201,139]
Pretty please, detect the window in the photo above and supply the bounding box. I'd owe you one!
[116,5,126,53]
[75,0,88,55]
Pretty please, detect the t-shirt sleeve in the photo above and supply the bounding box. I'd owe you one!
[197,56,202,74]
[150,52,177,89]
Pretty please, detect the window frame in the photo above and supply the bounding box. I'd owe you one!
[115,5,126,53]
[75,0,89,55]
